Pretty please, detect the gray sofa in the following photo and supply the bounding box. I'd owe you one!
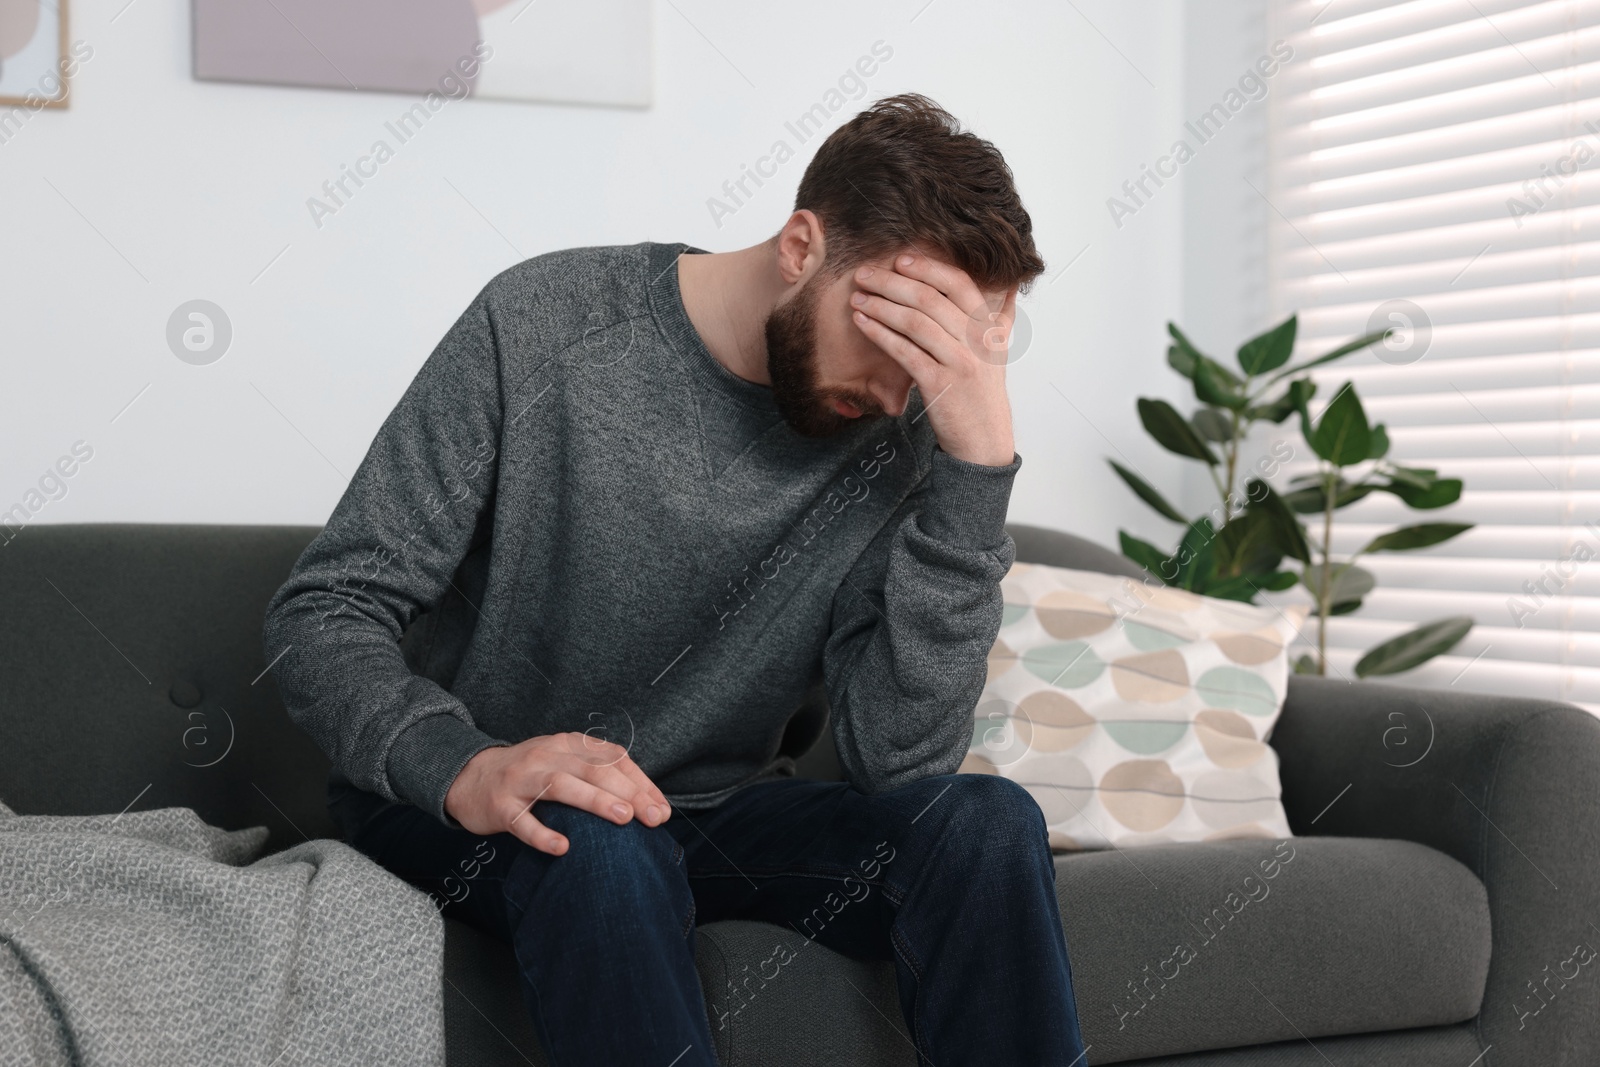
[2,522,1597,1066]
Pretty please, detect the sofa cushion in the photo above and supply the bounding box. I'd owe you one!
[691,837,1489,1066]
[440,835,1489,1066]
[966,561,1305,849]
[1059,836,1489,1063]
[439,912,916,1067]
[1107,1022,1483,1066]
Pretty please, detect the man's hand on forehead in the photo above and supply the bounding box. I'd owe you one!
[858,253,1014,356]
[848,252,1019,467]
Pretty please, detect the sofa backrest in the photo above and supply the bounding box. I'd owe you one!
[0,522,1136,849]
[1008,522,1147,579]
[0,524,333,845]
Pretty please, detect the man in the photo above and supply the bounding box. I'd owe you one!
[264,93,1086,1065]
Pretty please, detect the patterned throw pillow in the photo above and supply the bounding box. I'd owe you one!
[960,562,1307,850]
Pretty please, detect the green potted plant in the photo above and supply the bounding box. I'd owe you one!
[1111,315,1475,677]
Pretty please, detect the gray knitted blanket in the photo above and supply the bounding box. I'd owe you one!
[0,801,444,1066]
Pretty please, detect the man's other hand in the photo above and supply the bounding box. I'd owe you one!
[445,733,672,855]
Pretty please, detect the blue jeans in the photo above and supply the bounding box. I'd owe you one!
[330,772,1086,1066]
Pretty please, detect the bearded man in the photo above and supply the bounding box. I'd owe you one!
[264,92,1086,1067]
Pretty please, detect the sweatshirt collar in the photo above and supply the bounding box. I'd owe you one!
[647,241,780,415]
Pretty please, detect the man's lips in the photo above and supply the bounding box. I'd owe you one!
[831,398,864,418]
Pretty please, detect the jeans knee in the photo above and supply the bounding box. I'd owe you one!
[915,774,1049,865]
[505,804,687,919]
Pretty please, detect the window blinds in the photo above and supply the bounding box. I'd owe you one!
[1264,0,1600,712]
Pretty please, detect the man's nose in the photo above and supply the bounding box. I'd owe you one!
[873,387,907,417]
[870,374,914,418]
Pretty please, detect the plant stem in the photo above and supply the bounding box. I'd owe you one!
[1317,464,1337,675]
[1224,408,1241,516]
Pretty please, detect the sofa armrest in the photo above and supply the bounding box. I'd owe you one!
[1272,675,1600,1065]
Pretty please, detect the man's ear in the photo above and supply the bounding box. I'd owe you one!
[983,285,1017,317]
[775,210,826,286]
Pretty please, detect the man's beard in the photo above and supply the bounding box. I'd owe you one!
[765,272,884,438]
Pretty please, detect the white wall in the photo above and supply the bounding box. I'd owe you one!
[1,0,1191,550]
[1176,0,1279,523]
[1180,0,1274,367]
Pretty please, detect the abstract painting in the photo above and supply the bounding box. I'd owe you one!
[192,0,650,108]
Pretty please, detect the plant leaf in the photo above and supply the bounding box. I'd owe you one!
[1377,477,1463,510]
[1307,382,1371,466]
[1201,568,1298,603]
[1245,478,1311,563]
[1169,323,1243,387]
[1302,563,1376,604]
[1138,398,1219,464]
[1119,531,1171,580]
[1355,616,1474,678]
[1192,407,1235,443]
[1293,653,1321,675]
[1260,569,1300,591]
[1213,506,1290,580]
[1201,574,1266,603]
[1238,314,1298,376]
[1168,322,1232,373]
[1108,460,1189,523]
[1247,378,1316,424]
[1285,479,1376,515]
[1283,491,1318,512]
[1170,516,1218,589]
[1166,323,1205,378]
[1359,523,1473,554]
[1329,599,1366,616]
[1367,423,1390,460]
[1267,328,1390,384]
[1385,465,1438,489]
[1195,357,1248,410]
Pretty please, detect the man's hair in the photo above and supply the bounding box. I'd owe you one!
[792,93,1046,294]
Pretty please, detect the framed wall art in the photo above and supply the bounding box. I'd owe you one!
[192,0,651,108]
[0,0,74,109]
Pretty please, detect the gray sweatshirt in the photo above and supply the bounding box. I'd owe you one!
[262,241,1021,828]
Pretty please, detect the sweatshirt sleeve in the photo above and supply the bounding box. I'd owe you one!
[822,444,1020,796]
[261,286,510,828]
